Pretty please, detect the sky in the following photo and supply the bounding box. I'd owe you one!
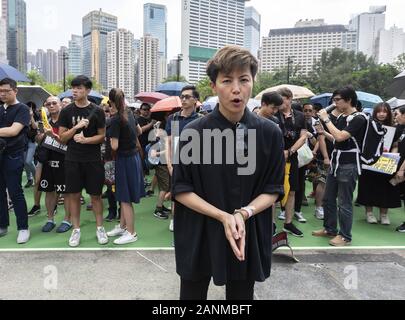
[20,0,405,60]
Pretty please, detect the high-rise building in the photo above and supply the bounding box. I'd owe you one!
[144,3,167,83]
[35,49,46,77]
[3,0,27,72]
[45,49,58,84]
[181,0,248,84]
[261,20,357,75]
[0,16,7,64]
[26,51,35,71]
[57,46,68,82]
[107,29,135,102]
[349,6,386,60]
[133,38,140,95]
[139,34,159,92]
[378,26,405,64]
[68,35,83,76]
[82,9,118,90]
[244,6,261,58]
[167,59,178,78]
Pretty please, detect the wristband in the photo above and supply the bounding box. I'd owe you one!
[241,206,255,219]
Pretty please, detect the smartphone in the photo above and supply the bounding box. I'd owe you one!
[38,121,44,133]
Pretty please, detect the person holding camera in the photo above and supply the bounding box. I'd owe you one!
[0,78,31,243]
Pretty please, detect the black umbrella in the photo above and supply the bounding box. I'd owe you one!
[388,70,405,99]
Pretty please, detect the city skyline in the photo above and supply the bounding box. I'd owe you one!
[20,0,405,60]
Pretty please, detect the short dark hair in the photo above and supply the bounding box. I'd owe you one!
[261,92,283,107]
[277,87,293,99]
[398,106,405,115]
[292,102,303,112]
[332,86,358,108]
[313,103,323,112]
[140,103,151,110]
[181,85,200,101]
[206,45,258,83]
[0,78,17,90]
[71,75,93,90]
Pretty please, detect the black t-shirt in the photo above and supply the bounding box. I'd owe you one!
[394,125,405,164]
[0,102,30,154]
[110,112,138,157]
[276,109,306,151]
[58,103,105,162]
[138,116,152,148]
[331,113,367,165]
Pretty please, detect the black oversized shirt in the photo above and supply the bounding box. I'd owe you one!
[172,107,285,285]
[0,102,30,154]
[58,103,105,162]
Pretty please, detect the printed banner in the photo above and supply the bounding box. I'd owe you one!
[362,153,400,175]
[41,135,67,154]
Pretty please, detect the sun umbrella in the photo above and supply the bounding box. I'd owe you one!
[58,89,104,105]
[387,97,405,110]
[17,85,51,108]
[150,96,182,121]
[0,63,30,82]
[155,82,189,97]
[135,92,169,104]
[310,93,333,108]
[255,84,315,101]
[356,91,383,109]
[387,70,405,99]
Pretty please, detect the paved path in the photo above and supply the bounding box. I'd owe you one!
[1,249,404,300]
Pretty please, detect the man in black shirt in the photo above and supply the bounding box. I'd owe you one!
[314,86,367,246]
[0,78,31,243]
[138,103,156,177]
[59,76,108,247]
[258,91,283,126]
[275,87,307,237]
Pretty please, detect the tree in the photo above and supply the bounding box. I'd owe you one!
[394,53,405,72]
[196,76,214,102]
[162,75,187,83]
[26,70,46,86]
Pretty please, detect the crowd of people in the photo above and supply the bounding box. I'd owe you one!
[1,45,405,300]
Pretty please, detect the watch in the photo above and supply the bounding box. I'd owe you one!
[323,118,331,124]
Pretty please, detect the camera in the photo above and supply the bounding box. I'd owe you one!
[284,130,297,141]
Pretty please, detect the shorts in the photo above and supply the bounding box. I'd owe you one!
[314,162,328,185]
[155,164,170,193]
[65,161,105,196]
[38,160,66,193]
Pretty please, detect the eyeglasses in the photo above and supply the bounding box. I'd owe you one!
[332,97,344,103]
[0,89,13,94]
[45,101,59,107]
[180,95,194,101]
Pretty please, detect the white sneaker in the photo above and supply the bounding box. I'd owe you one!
[380,214,391,225]
[315,207,324,220]
[69,229,81,247]
[17,230,30,244]
[107,225,126,237]
[169,219,174,232]
[278,211,285,220]
[113,231,138,245]
[366,213,378,224]
[294,211,307,223]
[97,227,109,245]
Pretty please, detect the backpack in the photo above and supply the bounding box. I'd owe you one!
[347,112,387,166]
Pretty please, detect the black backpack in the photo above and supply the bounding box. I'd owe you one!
[348,112,387,166]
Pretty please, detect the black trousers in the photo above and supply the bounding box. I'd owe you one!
[180,277,255,300]
[294,166,307,212]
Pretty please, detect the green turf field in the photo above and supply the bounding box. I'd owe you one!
[1,180,404,250]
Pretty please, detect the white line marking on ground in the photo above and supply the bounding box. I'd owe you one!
[136,251,169,272]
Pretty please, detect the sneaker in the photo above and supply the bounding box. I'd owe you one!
[278,211,285,221]
[294,212,307,223]
[154,209,169,220]
[28,205,41,217]
[24,179,34,188]
[145,190,155,197]
[169,219,174,232]
[366,213,378,224]
[80,197,85,205]
[17,230,30,244]
[56,221,72,233]
[113,231,138,245]
[283,223,304,238]
[96,227,109,245]
[329,235,351,247]
[42,221,56,233]
[302,198,309,207]
[162,205,172,214]
[107,225,126,237]
[380,214,390,225]
[312,229,336,238]
[0,227,8,237]
[314,207,324,220]
[57,196,65,205]
[86,204,93,211]
[69,229,81,247]
[396,222,405,233]
[105,211,117,222]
